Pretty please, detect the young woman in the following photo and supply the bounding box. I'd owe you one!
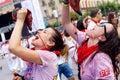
[108,12,117,27]
[62,1,120,80]
[9,8,67,80]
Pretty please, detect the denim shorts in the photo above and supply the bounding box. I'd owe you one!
[58,62,74,79]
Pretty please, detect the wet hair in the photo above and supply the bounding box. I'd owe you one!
[49,27,69,53]
[91,27,120,79]
[90,9,101,18]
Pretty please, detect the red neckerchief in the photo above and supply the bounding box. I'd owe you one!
[40,47,61,56]
[77,41,99,64]
[81,29,85,32]
[31,47,35,50]
[40,47,48,50]
[31,47,61,55]
[92,19,99,25]
[22,47,61,62]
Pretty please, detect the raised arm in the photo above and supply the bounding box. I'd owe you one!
[9,8,42,64]
[62,3,79,41]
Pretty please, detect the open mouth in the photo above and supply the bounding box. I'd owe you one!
[34,35,39,40]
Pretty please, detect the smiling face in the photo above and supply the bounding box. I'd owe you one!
[31,28,55,49]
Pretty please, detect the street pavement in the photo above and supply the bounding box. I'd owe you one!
[0,58,13,80]
[0,57,120,80]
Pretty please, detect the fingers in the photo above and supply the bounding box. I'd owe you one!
[16,8,28,21]
[19,8,28,12]
[18,8,28,15]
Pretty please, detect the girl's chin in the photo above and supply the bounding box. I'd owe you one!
[31,42,35,46]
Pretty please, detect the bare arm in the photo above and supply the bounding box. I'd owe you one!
[62,4,79,41]
[9,8,42,64]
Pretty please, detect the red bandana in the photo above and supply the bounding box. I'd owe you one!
[53,51,61,56]
[77,42,99,64]
[92,19,99,25]
[40,47,61,56]
[30,47,61,56]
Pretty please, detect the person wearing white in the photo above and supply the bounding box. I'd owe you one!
[87,9,102,30]
[1,41,27,74]
[63,30,78,78]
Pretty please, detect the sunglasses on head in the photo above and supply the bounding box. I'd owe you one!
[97,9,101,14]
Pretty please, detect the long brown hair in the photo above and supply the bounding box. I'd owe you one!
[48,27,69,59]
[48,27,69,52]
[90,28,120,79]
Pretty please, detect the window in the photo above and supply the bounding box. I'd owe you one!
[48,0,55,7]
[41,0,46,6]
[59,0,63,3]
[44,10,49,18]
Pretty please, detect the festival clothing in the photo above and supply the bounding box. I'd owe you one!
[77,41,99,64]
[77,31,115,80]
[63,37,77,67]
[63,36,78,75]
[1,43,26,73]
[80,52,115,80]
[87,19,100,30]
[24,50,58,80]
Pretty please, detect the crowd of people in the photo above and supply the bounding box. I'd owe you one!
[0,0,120,80]
[62,0,120,80]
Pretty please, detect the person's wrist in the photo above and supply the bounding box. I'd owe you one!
[62,0,69,4]
[62,0,69,7]
[62,3,69,7]
[16,19,25,23]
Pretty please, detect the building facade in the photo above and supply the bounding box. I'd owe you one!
[0,0,119,41]
[0,0,117,19]
[38,0,116,20]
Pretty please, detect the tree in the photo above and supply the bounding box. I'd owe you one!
[97,1,120,16]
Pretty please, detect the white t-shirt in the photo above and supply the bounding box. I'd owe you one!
[87,20,99,30]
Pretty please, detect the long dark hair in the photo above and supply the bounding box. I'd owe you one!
[108,12,117,27]
[108,12,115,23]
[92,28,120,79]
